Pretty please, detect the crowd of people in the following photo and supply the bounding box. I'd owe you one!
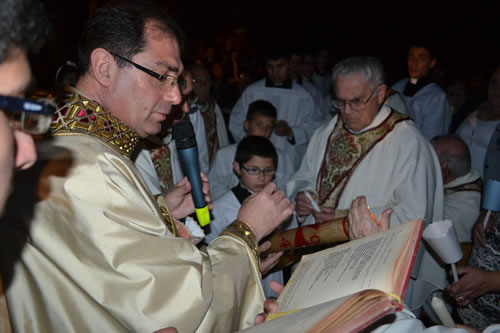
[0,0,499,332]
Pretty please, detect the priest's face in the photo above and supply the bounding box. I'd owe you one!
[407,47,436,80]
[0,48,37,215]
[108,22,183,138]
[266,58,289,85]
[191,66,212,104]
[334,73,386,132]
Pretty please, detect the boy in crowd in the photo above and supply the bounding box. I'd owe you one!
[392,41,450,140]
[209,100,295,200]
[205,136,284,298]
[229,49,321,170]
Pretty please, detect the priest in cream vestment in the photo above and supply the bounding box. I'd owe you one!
[286,56,446,313]
[0,3,294,332]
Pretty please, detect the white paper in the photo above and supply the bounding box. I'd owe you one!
[422,220,462,264]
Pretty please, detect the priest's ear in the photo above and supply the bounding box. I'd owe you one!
[88,48,115,87]
[376,84,388,104]
[233,161,242,178]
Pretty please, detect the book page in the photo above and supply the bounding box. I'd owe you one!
[238,295,352,333]
[278,219,421,312]
[238,290,395,333]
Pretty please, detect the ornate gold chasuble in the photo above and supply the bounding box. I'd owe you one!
[317,109,410,208]
[50,90,180,236]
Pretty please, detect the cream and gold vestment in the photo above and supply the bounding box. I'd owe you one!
[1,89,264,332]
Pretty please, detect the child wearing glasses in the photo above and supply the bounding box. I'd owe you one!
[208,100,295,200]
[205,136,284,298]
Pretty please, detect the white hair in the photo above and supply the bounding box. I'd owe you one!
[331,56,385,89]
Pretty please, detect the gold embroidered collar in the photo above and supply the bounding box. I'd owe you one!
[51,90,140,157]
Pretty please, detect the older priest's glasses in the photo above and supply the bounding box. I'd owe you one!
[111,53,187,92]
[332,84,382,111]
[0,95,55,135]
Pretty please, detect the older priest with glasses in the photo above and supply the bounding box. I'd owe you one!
[286,56,446,314]
[2,2,294,332]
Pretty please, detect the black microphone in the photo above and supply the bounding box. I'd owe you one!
[172,119,210,226]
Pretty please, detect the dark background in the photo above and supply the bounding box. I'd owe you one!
[32,1,499,90]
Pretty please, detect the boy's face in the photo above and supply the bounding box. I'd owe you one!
[407,47,436,80]
[233,156,275,193]
[266,58,289,85]
[244,115,275,138]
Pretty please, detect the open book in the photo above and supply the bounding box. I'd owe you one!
[240,219,424,333]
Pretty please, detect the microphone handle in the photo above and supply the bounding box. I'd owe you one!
[177,147,210,226]
[177,146,205,208]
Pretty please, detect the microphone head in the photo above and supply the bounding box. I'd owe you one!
[172,119,197,149]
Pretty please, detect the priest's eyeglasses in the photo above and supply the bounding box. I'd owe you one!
[111,53,187,92]
[332,84,381,111]
[240,165,275,177]
[0,95,55,135]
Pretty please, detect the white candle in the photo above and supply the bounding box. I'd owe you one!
[431,295,455,328]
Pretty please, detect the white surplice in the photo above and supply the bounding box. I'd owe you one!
[444,169,481,242]
[456,108,500,179]
[229,79,322,170]
[393,79,451,140]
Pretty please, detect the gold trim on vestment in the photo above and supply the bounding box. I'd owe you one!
[50,91,140,158]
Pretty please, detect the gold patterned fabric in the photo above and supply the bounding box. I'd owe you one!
[200,99,219,165]
[317,110,409,208]
[51,89,140,158]
[150,144,174,193]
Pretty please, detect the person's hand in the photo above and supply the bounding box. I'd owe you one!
[238,183,295,241]
[163,174,212,220]
[295,191,315,217]
[274,120,292,137]
[254,281,284,325]
[259,241,284,276]
[313,206,336,224]
[448,266,498,306]
[472,210,494,248]
[348,196,391,240]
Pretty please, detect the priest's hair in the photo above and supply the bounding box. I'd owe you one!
[331,56,385,90]
[77,0,185,75]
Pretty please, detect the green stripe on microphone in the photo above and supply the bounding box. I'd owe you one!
[196,206,210,226]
